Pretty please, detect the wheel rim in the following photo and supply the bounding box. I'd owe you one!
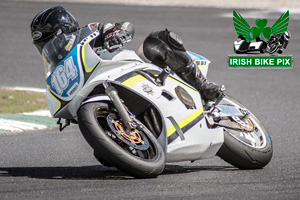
[221,97,270,149]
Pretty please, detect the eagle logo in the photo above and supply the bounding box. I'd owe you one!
[233,10,289,41]
[233,10,290,54]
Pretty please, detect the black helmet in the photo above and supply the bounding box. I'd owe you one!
[30,6,79,54]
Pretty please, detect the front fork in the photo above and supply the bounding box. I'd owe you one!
[103,81,137,130]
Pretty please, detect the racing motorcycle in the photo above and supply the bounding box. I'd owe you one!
[42,27,273,178]
[266,31,291,54]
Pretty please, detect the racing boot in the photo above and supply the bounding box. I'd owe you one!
[180,61,225,102]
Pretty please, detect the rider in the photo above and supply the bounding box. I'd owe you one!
[30,5,224,102]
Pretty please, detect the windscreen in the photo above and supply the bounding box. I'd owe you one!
[42,27,94,77]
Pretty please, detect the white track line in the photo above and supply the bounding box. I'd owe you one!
[23,110,52,117]
[3,87,46,93]
[0,119,47,132]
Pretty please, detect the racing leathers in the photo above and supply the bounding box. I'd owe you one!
[137,29,225,102]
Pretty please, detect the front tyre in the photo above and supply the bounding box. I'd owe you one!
[268,42,279,54]
[216,96,273,169]
[78,102,165,178]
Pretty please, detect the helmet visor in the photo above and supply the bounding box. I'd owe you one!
[44,8,79,34]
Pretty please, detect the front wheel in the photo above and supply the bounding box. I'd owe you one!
[267,42,279,54]
[78,102,165,178]
[216,96,273,169]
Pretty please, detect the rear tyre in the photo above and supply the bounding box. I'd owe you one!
[78,102,165,178]
[216,96,273,169]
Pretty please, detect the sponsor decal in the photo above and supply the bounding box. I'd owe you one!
[65,34,76,51]
[142,84,154,95]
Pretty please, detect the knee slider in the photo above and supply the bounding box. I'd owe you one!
[143,30,190,71]
[157,29,185,51]
[167,31,184,50]
[142,31,171,67]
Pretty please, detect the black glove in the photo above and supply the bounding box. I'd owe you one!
[104,31,124,52]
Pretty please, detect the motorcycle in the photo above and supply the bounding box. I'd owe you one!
[42,27,273,178]
[266,31,291,54]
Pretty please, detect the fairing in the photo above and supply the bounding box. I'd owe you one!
[42,27,100,116]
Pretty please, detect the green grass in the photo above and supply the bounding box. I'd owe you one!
[0,89,48,113]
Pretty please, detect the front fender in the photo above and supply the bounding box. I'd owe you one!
[81,95,111,106]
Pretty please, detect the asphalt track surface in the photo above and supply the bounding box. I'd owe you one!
[1,1,300,199]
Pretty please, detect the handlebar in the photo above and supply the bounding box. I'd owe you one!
[102,35,133,53]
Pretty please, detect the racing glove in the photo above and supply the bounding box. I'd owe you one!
[104,30,125,52]
[102,22,134,52]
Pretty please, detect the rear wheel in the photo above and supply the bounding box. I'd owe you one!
[216,96,273,169]
[78,102,165,178]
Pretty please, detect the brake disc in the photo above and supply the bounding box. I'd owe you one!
[107,113,149,150]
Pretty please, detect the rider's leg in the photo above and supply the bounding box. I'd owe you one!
[137,29,224,101]
[180,62,225,101]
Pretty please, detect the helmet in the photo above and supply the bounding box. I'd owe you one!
[284,31,291,41]
[30,6,79,54]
